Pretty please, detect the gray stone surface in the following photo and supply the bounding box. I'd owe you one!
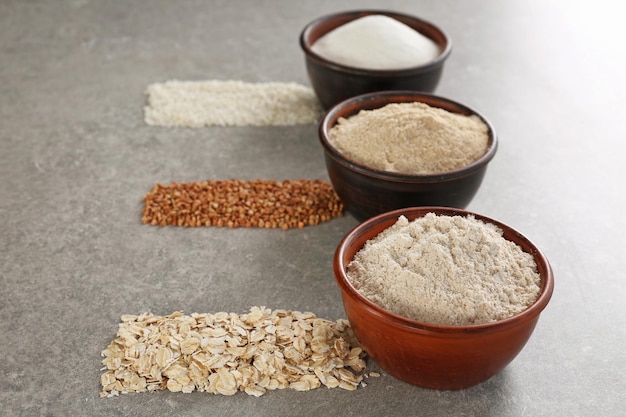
[1,1,625,416]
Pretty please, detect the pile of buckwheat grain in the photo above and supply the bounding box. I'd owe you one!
[100,307,374,398]
[141,179,343,229]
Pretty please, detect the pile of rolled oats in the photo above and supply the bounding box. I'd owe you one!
[100,307,369,398]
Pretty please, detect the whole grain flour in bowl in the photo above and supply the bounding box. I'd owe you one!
[328,101,489,175]
[346,213,541,326]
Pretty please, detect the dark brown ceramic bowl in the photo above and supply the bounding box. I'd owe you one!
[300,10,452,109]
[334,206,554,390]
[319,91,497,221]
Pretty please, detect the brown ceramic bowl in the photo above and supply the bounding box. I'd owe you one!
[300,10,452,109]
[319,91,497,221]
[334,206,554,390]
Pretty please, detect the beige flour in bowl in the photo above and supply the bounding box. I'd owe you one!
[346,214,541,326]
[328,102,489,175]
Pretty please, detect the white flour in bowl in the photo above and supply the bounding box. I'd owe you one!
[346,214,541,326]
[311,15,440,70]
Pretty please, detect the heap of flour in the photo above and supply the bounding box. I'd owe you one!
[328,102,489,175]
[347,214,541,326]
[311,15,440,70]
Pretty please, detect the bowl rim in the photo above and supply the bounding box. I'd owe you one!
[334,206,555,334]
[299,9,452,76]
[319,90,498,182]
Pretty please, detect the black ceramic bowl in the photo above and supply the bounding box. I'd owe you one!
[319,91,498,221]
[300,10,452,109]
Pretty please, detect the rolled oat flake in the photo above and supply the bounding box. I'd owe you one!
[100,307,368,397]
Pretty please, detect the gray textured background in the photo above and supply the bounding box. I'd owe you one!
[1,0,624,416]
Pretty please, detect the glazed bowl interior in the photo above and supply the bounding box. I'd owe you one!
[334,206,554,389]
[319,91,498,221]
[300,10,452,109]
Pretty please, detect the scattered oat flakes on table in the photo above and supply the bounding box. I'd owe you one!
[141,179,344,229]
[100,307,367,398]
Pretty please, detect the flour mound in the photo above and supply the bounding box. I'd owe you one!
[328,102,489,175]
[311,15,440,70]
[347,214,541,325]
